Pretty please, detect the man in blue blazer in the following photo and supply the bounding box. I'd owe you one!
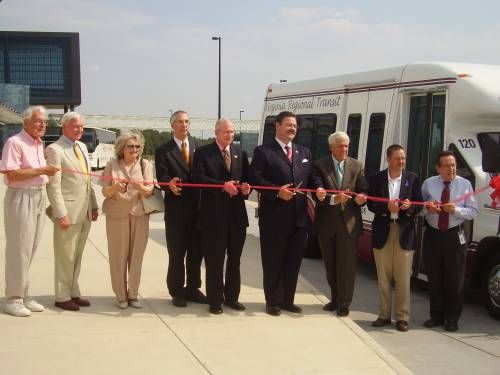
[367,144,422,332]
[249,111,312,316]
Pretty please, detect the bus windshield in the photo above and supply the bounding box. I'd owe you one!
[477,132,500,173]
[81,131,96,153]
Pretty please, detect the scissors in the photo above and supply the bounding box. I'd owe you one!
[294,180,305,195]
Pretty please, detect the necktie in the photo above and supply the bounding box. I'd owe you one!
[73,144,88,176]
[336,162,344,187]
[284,145,292,162]
[223,149,231,172]
[181,141,189,165]
[438,181,451,231]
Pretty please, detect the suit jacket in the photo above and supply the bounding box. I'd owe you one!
[101,158,154,218]
[311,155,368,239]
[191,142,249,230]
[45,137,98,224]
[367,169,422,250]
[155,136,200,223]
[248,139,312,228]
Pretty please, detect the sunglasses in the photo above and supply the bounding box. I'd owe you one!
[126,144,141,150]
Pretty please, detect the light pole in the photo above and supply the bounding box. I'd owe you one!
[211,36,222,119]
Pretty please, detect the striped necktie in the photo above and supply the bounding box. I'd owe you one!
[336,161,343,186]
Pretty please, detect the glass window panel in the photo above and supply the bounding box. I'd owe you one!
[365,113,386,178]
[347,114,362,159]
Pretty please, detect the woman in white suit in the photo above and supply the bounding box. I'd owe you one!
[101,132,153,309]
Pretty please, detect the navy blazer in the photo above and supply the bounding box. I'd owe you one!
[248,139,312,228]
[191,142,249,230]
[154,136,200,223]
[367,169,423,250]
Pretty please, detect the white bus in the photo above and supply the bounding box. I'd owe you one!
[44,126,116,170]
[259,61,500,319]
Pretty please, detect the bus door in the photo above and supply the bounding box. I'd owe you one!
[405,92,446,278]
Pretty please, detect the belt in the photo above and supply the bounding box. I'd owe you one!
[427,224,461,233]
[8,185,45,190]
[389,218,399,223]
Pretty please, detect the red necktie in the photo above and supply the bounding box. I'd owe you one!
[438,181,451,232]
[285,145,292,162]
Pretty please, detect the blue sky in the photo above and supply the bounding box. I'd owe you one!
[1,0,499,119]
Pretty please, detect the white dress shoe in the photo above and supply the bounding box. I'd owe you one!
[4,302,31,317]
[128,299,142,308]
[24,298,45,312]
[117,301,128,309]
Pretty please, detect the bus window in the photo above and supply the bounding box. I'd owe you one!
[296,115,314,151]
[315,114,337,160]
[364,113,386,178]
[347,114,362,159]
[449,143,476,188]
[263,116,276,145]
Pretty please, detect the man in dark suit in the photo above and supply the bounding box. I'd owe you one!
[191,118,250,314]
[155,110,207,307]
[313,131,368,317]
[367,144,422,332]
[248,111,312,316]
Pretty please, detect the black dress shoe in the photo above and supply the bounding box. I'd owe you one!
[186,289,208,304]
[209,305,223,314]
[396,320,409,332]
[55,300,80,311]
[71,297,90,307]
[224,301,246,311]
[172,296,187,308]
[266,305,281,316]
[423,318,444,328]
[372,318,392,327]
[444,321,458,332]
[323,301,337,311]
[337,307,349,317]
[280,304,302,313]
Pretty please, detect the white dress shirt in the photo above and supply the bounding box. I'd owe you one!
[388,171,402,219]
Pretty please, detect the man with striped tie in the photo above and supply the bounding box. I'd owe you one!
[46,112,98,311]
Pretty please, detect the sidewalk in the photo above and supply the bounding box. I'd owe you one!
[0,181,411,374]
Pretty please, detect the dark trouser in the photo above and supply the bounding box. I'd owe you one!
[423,225,467,324]
[201,224,246,308]
[165,220,203,297]
[317,223,358,309]
[260,222,307,306]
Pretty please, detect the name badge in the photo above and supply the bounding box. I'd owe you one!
[458,229,467,245]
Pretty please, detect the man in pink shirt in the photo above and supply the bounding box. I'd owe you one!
[0,105,58,317]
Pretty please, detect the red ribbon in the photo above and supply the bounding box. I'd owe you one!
[62,168,494,207]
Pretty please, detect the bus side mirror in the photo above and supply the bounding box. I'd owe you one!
[96,139,100,146]
[478,133,500,173]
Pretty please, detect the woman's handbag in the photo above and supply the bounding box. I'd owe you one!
[140,159,165,214]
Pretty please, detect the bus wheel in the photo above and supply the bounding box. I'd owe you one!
[482,252,500,320]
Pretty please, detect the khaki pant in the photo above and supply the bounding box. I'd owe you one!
[373,223,414,321]
[4,187,46,302]
[53,219,91,302]
[106,214,149,302]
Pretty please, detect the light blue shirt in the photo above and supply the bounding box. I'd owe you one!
[421,175,478,229]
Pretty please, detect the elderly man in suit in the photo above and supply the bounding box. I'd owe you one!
[249,111,313,316]
[313,131,368,317]
[45,111,98,311]
[192,118,250,314]
[155,110,207,307]
[367,144,422,332]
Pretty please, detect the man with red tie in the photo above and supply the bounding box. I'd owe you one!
[421,150,478,332]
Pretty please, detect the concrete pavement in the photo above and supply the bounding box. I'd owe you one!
[0,180,411,374]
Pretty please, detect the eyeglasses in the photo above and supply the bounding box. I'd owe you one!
[126,144,141,150]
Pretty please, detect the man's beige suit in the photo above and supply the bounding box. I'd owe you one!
[46,137,98,302]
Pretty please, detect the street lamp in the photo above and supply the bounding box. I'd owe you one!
[211,36,222,119]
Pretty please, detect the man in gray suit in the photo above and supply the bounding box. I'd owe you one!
[46,112,98,311]
[313,131,368,316]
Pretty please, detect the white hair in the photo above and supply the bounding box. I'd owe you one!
[22,105,46,122]
[328,131,350,145]
[214,117,233,130]
[170,110,188,125]
[60,111,82,126]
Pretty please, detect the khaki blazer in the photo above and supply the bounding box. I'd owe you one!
[45,137,98,224]
[101,158,154,218]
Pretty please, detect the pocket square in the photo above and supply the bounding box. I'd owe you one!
[233,155,238,158]
[302,158,309,163]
